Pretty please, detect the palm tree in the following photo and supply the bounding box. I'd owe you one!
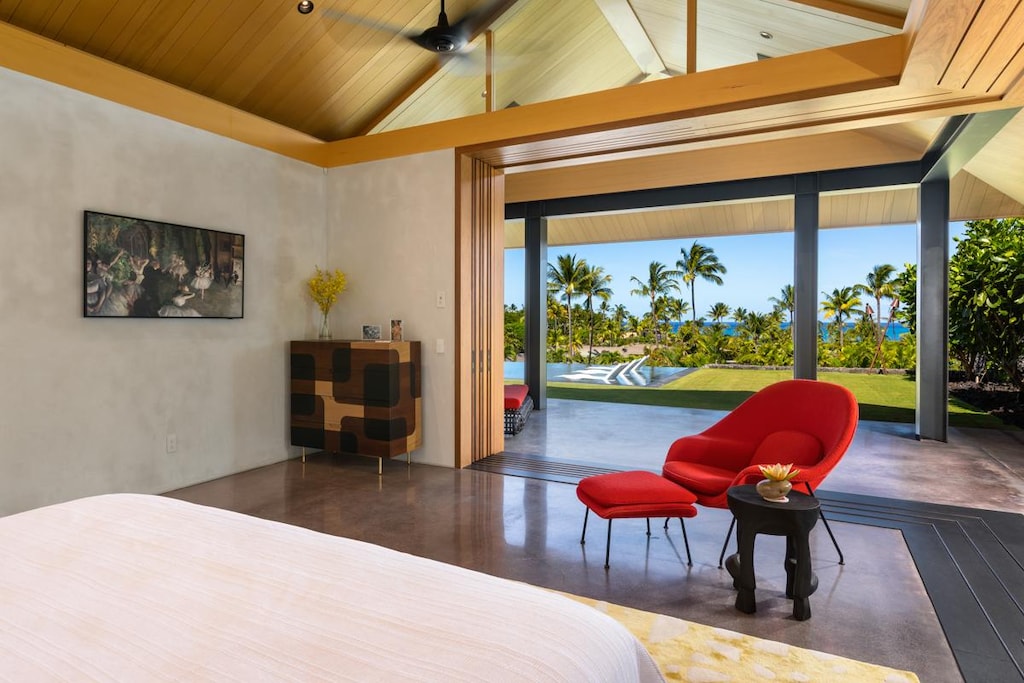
[664,297,691,325]
[677,241,727,322]
[821,286,863,352]
[547,253,588,357]
[579,264,613,362]
[630,261,680,334]
[731,306,749,324]
[856,264,897,348]
[707,302,731,322]
[768,284,795,325]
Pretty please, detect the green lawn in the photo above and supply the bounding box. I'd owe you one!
[543,367,1007,429]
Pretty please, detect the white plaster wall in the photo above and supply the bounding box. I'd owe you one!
[0,67,325,515]
[326,152,456,467]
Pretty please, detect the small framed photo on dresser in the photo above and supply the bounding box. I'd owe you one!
[390,319,403,341]
[361,324,382,341]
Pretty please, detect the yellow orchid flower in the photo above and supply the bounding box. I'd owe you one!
[758,463,800,481]
[307,266,347,315]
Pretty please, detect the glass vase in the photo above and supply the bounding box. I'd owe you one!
[318,311,332,340]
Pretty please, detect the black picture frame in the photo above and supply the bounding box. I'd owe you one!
[84,211,244,319]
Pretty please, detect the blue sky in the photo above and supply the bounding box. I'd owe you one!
[505,222,967,317]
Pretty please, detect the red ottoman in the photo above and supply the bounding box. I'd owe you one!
[577,470,698,569]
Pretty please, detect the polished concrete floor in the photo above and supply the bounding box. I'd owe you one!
[167,400,1024,683]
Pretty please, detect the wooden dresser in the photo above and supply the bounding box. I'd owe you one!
[290,340,422,471]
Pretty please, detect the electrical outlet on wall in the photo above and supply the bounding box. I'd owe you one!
[166,433,177,453]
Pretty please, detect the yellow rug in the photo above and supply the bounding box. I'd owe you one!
[563,593,920,682]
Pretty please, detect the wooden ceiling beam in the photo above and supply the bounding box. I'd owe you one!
[593,0,666,76]
[785,0,906,29]
[321,34,906,166]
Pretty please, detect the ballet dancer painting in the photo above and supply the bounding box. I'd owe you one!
[84,211,244,319]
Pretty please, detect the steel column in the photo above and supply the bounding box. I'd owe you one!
[793,181,819,379]
[916,179,949,441]
[524,213,548,410]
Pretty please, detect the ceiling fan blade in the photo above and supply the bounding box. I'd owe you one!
[319,7,413,39]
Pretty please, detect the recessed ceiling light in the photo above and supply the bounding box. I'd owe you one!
[297,1,314,14]
[759,30,773,39]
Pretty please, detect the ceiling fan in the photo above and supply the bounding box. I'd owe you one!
[298,0,503,56]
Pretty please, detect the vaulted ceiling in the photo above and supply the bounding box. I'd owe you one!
[1,0,1022,246]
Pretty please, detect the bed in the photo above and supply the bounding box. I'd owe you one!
[0,494,663,682]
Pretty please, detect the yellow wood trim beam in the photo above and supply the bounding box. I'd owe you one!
[0,20,326,165]
[320,34,906,167]
[787,0,906,29]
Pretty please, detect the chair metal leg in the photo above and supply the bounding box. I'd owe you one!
[718,517,736,568]
[663,517,670,530]
[679,518,692,566]
[581,508,589,545]
[646,518,651,536]
[803,482,844,565]
[605,519,612,569]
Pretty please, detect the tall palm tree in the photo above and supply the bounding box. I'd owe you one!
[731,306,749,324]
[707,302,731,322]
[630,261,680,334]
[821,286,863,352]
[579,264,613,362]
[547,253,588,357]
[856,264,897,345]
[677,241,727,322]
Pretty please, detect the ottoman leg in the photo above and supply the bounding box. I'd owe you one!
[581,508,589,545]
[605,519,612,569]
[679,518,693,566]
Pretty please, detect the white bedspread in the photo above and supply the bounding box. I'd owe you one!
[0,494,663,682]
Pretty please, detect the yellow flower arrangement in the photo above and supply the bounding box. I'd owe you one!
[307,266,347,315]
[758,463,800,482]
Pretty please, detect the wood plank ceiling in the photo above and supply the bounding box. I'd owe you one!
[0,0,904,141]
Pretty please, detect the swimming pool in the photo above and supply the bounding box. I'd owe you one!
[503,361,691,386]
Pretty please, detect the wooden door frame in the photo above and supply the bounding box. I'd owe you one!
[455,153,505,467]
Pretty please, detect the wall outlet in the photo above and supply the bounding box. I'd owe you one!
[436,338,445,354]
[436,290,446,308]
[166,433,177,453]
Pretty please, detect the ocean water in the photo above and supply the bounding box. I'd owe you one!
[668,321,910,341]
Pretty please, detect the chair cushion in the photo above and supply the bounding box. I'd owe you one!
[662,461,738,496]
[504,384,529,410]
[577,471,697,519]
[749,430,823,468]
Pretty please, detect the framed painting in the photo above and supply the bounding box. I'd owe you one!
[84,211,244,319]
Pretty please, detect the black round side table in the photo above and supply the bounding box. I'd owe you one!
[724,484,820,620]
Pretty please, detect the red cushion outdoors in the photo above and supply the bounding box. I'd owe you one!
[577,471,698,519]
[504,384,529,410]
[662,461,737,496]
[749,430,823,468]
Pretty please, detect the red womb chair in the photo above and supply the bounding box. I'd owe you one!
[661,379,859,566]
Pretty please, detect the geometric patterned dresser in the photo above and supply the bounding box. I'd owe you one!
[290,340,422,472]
